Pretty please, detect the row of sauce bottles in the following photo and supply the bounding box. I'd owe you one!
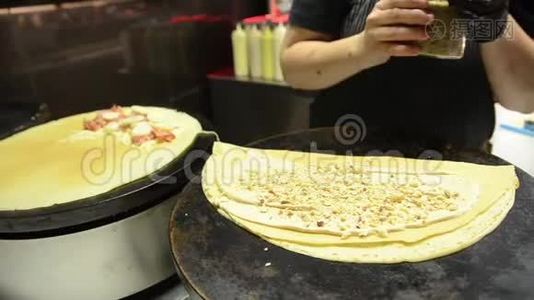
[232,22,287,82]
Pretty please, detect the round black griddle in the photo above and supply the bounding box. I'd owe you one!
[0,102,50,140]
[0,132,218,239]
[170,127,534,299]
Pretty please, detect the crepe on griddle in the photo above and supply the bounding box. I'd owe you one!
[0,106,202,210]
[202,142,518,263]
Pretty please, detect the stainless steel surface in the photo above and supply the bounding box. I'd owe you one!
[0,197,176,300]
[159,283,190,300]
[152,282,190,300]
[127,275,190,299]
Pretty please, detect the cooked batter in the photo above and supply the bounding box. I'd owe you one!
[202,142,519,263]
[0,106,202,210]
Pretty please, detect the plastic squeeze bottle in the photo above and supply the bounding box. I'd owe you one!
[261,23,274,81]
[231,22,249,77]
[248,24,263,79]
[273,22,287,81]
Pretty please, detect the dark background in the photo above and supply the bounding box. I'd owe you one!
[2,0,532,144]
[0,0,267,119]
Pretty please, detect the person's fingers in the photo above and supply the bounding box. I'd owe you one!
[367,8,434,26]
[376,0,428,10]
[387,43,422,56]
[369,26,429,41]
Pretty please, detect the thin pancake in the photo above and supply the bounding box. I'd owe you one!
[0,106,202,210]
[203,142,517,244]
[262,190,514,263]
[202,142,518,263]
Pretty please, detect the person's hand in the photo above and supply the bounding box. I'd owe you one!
[449,0,509,42]
[358,0,435,68]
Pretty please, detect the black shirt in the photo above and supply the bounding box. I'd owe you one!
[291,0,374,37]
[511,0,534,36]
[289,0,531,149]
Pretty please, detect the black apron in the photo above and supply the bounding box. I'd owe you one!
[311,2,495,150]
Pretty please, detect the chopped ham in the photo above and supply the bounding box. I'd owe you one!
[105,105,126,119]
[130,127,174,145]
[110,105,123,113]
[152,127,175,143]
[132,134,155,145]
[84,116,107,131]
[82,105,176,146]
[85,105,128,131]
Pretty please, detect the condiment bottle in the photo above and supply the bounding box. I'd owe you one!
[273,22,287,81]
[231,22,249,77]
[248,24,263,79]
[261,22,274,81]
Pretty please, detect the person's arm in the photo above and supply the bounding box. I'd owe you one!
[482,16,534,114]
[281,0,434,91]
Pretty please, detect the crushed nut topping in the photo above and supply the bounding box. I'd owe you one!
[231,162,465,237]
